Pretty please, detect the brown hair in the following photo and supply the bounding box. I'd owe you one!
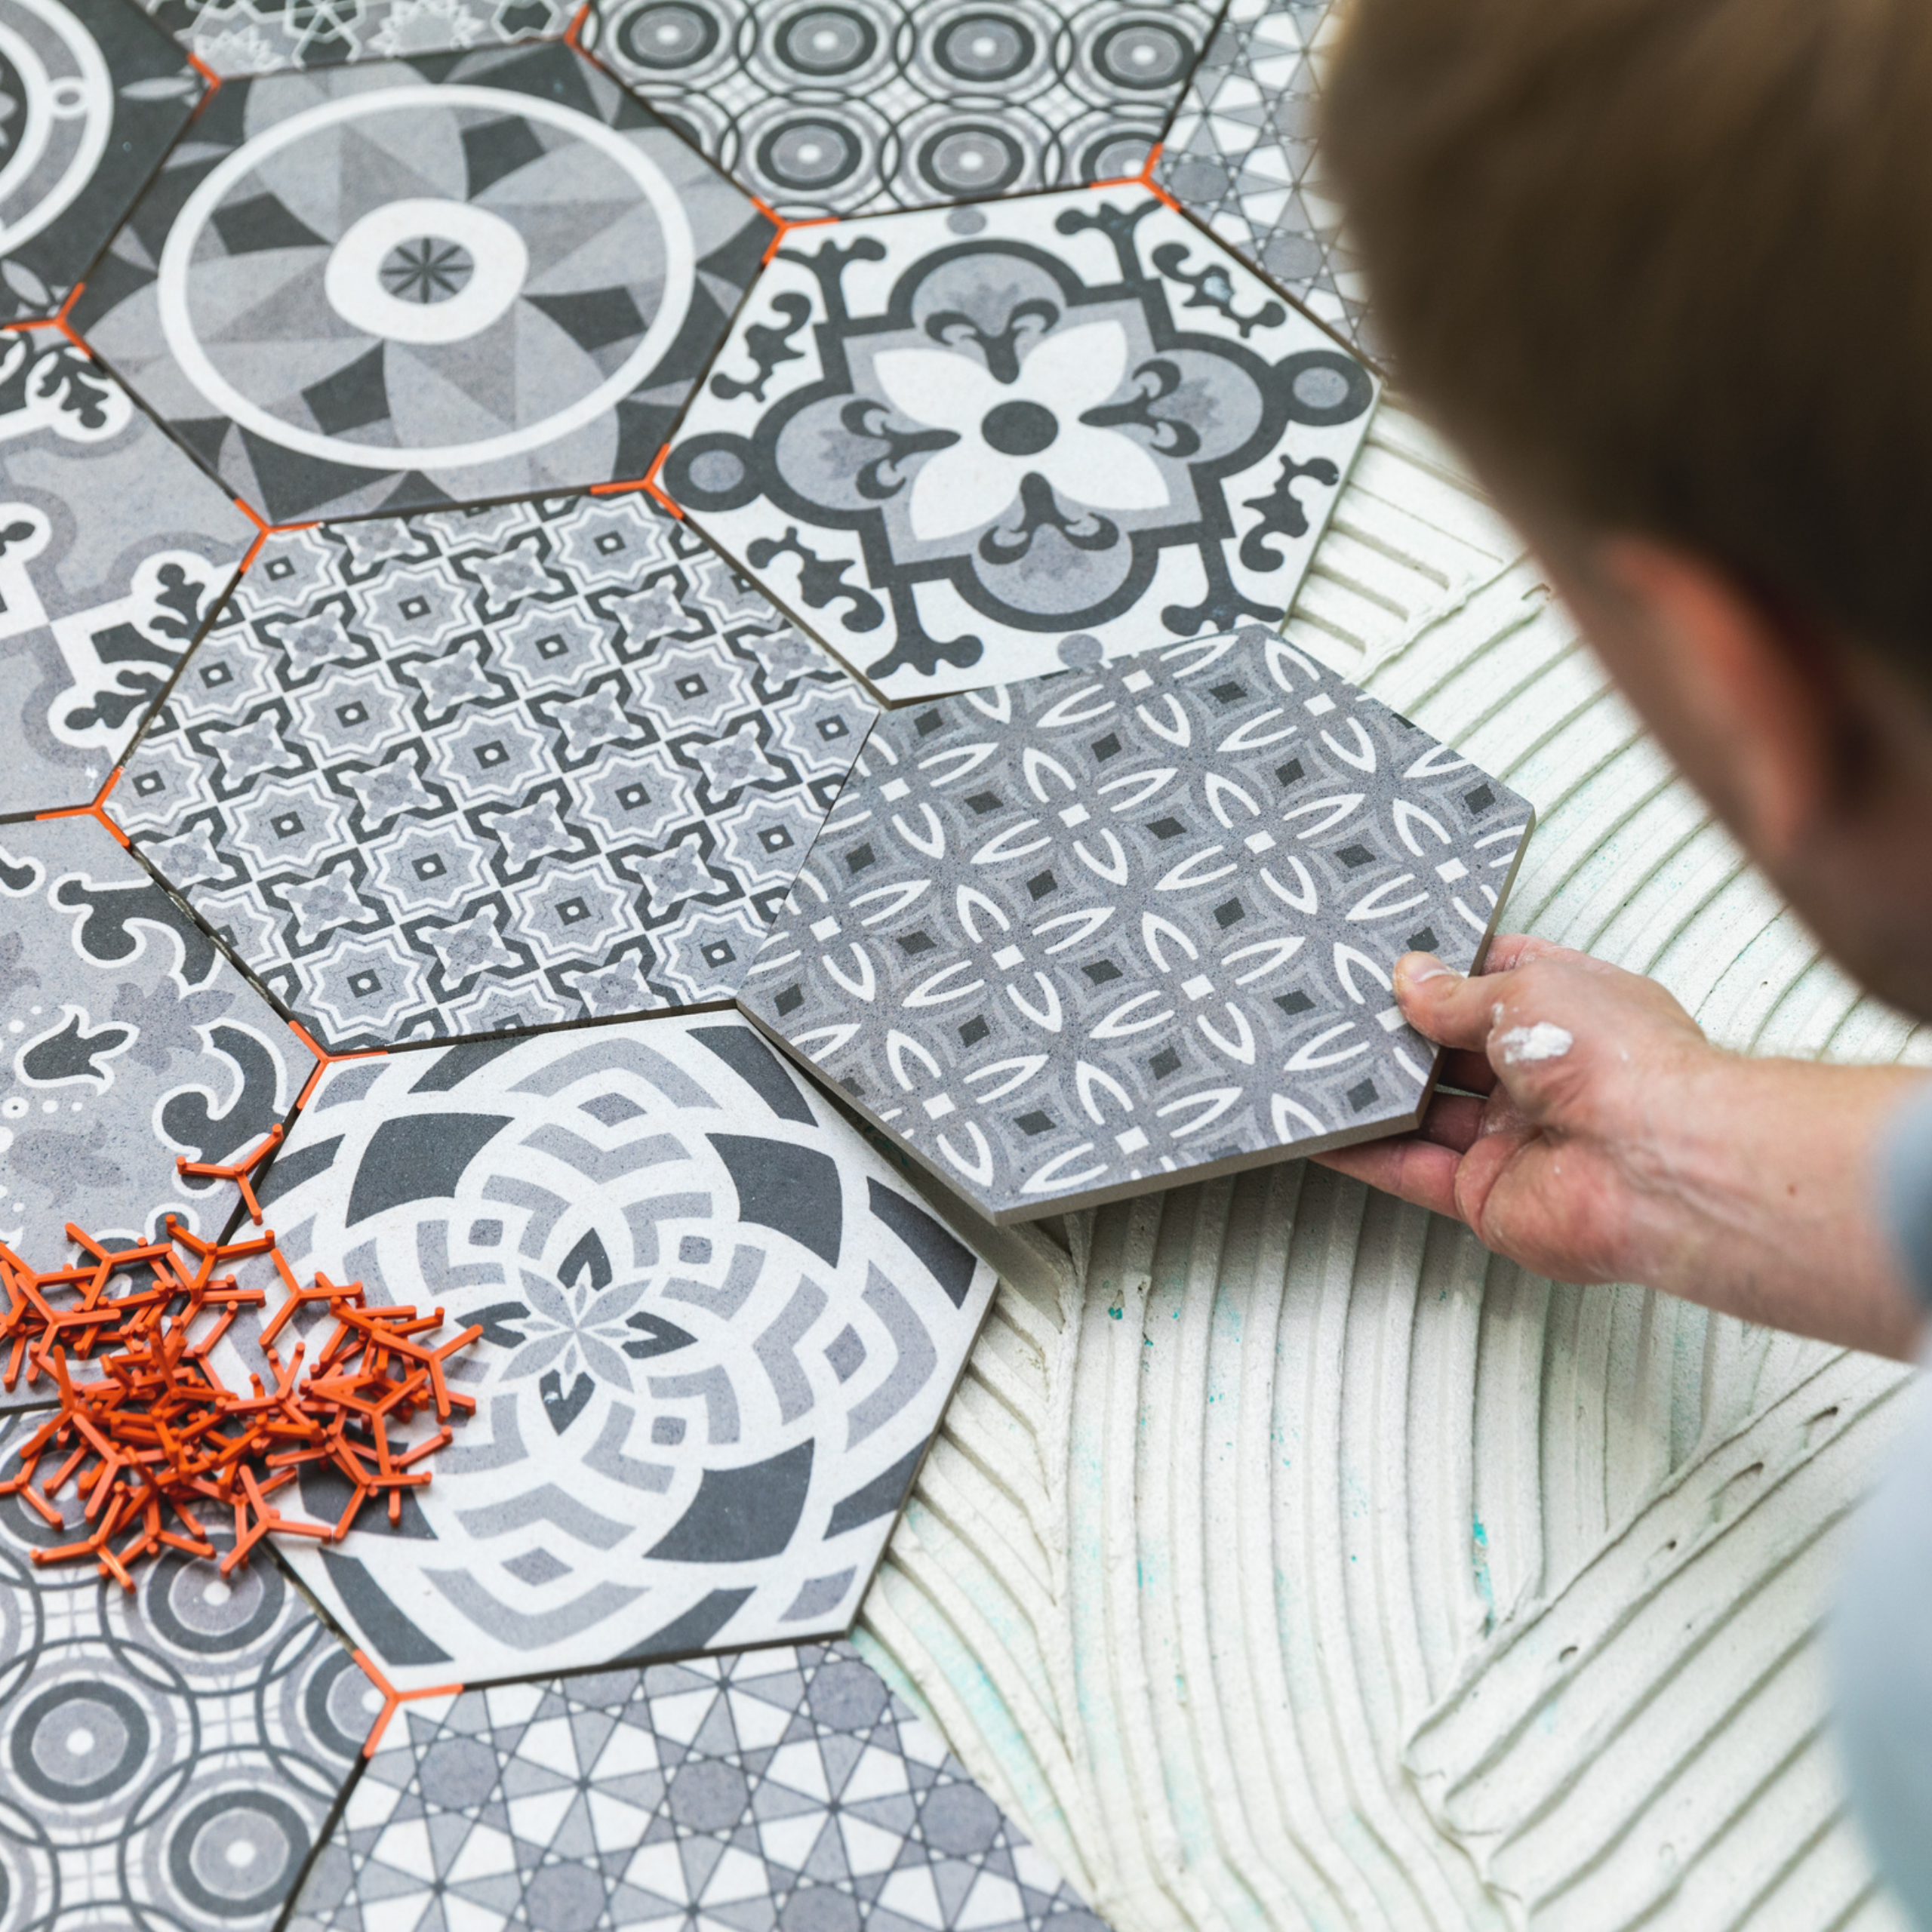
[1321,0,1932,664]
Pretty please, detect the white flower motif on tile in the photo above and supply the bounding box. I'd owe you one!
[875,321,1169,542]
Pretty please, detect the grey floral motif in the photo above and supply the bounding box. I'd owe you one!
[0,812,310,1344]
[0,331,255,815]
[112,492,879,1053]
[665,186,1377,697]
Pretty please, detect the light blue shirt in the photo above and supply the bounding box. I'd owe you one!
[1832,1082,1932,1922]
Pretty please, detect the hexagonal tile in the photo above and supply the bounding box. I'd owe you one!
[736,628,1534,1223]
[110,494,879,1053]
[0,0,201,325]
[71,43,775,525]
[138,0,571,77]
[0,1408,362,1932]
[0,811,313,1383]
[212,1014,995,1690]
[0,330,257,819]
[661,185,1378,699]
[1154,0,1380,358]
[288,1644,1103,1932]
[586,0,1215,217]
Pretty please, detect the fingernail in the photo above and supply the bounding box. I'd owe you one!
[1395,951,1454,991]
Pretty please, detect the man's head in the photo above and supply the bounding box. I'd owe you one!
[1324,0,1932,1017]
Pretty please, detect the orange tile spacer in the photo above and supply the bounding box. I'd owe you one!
[37,767,131,847]
[177,1124,284,1225]
[749,195,839,266]
[288,1021,383,1109]
[352,1650,464,1757]
[185,51,222,114]
[51,284,89,350]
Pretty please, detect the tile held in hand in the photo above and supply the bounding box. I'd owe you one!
[737,625,1534,1223]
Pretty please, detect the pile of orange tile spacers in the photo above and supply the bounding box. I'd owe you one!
[0,1125,480,1589]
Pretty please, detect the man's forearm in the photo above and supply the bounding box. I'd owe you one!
[1621,1054,1924,1358]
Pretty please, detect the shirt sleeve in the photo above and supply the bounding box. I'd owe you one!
[1881,1079,1932,1309]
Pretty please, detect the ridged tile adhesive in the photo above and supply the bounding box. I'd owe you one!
[849,401,1923,1932]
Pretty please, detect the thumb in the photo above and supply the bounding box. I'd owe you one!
[1392,951,1509,1051]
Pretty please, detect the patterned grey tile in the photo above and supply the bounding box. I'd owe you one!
[0,0,201,325]
[0,330,257,819]
[663,186,1377,700]
[212,1014,996,1690]
[70,45,774,525]
[585,0,1214,218]
[139,0,571,77]
[0,1410,363,1932]
[0,811,312,1389]
[1154,0,1380,360]
[110,493,878,1054]
[288,1642,1103,1932]
[737,626,1534,1223]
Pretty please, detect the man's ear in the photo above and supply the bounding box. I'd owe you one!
[1586,538,1839,861]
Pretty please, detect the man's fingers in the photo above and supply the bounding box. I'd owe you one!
[1393,951,1512,1050]
[1312,1136,1466,1222]
[1435,1048,1497,1095]
[1416,1092,1487,1152]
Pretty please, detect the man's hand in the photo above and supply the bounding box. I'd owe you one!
[1315,935,1927,1359]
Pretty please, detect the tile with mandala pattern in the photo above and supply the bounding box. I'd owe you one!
[0,330,257,819]
[663,186,1378,700]
[287,1643,1105,1932]
[138,0,571,76]
[111,493,880,1054]
[1154,0,1380,360]
[738,626,1534,1223]
[0,0,202,324]
[71,44,774,525]
[584,0,1214,218]
[0,811,313,1367]
[0,1408,364,1932]
[208,1015,998,1690]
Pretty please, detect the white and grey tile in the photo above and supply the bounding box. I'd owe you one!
[0,1410,364,1932]
[288,1641,1104,1932]
[140,0,571,77]
[111,493,878,1054]
[71,45,774,525]
[737,627,1534,1223]
[1154,0,1380,359]
[586,0,1215,218]
[0,0,202,325]
[0,811,312,1374]
[663,187,1377,700]
[0,329,257,819]
[216,1015,996,1690]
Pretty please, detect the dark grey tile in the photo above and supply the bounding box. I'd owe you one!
[738,626,1534,1223]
